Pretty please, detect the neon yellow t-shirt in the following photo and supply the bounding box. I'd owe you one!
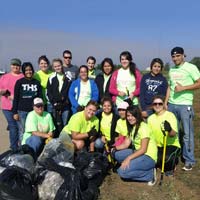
[169,62,200,105]
[22,110,55,145]
[63,111,99,134]
[130,122,157,162]
[115,118,128,136]
[100,112,113,141]
[78,80,91,106]
[147,111,180,148]
[116,68,138,106]
[34,70,53,103]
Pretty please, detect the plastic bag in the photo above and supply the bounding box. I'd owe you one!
[0,148,35,174]
[38,171,64,200]
[38,133,74,165]
[0,166,37,200]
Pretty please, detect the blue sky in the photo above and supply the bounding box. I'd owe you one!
[0,0,200,70]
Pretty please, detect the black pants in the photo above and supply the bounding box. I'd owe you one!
[156,146,181,172]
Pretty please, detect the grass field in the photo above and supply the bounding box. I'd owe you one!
[99,89,200,200]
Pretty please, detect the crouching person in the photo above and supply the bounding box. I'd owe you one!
[112,106,157,186]
[61,100,99,152]
[21,98,55,157]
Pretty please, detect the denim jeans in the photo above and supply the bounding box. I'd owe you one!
[17,110,28,144]
[95,138,105,149]
[26,135,44,156]
[114,149,155,182]
[168,103,195,165]
[2,109,19,150]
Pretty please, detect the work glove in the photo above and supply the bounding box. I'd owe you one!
[164,120,172,132]
[2,89,11,97]
[88,126,99,138]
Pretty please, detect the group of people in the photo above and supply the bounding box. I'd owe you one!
[0,46,200,186]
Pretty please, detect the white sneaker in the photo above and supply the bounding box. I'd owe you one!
[148,168,157,186]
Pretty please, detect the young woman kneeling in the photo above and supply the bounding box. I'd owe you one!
[113,106,157,185]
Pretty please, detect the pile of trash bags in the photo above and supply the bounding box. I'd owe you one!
[0,134,109,200]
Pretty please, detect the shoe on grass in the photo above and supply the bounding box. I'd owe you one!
[182,164,193,171]
[148,168,157,186]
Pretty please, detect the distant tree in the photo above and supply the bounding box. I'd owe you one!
[190,57,200,70]
[164,62,170,71]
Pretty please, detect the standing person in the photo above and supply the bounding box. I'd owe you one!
[61,100,99,152]
[87,56,101,79]
[47,58,71,136]
[34,55,53,108]
[140,58,168,118]
[63,50,79,81]
[113,106,157,185]
[165,47,200,171]
[68,65,99,114]
[13,62,43,143]
[109,51,142,107]
[22,98,55,157]
[148,95,181,176]
[0,58,23,150]
[95,58,114,101]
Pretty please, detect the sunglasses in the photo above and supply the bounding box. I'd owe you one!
[35,104,44,108]
[153,102,163,106]
[64,56,72,59]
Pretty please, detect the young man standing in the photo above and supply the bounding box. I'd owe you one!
[165,47,200,171]
[62,50,79,81]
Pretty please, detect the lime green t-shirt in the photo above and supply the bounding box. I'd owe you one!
[63,111,99,134]
[34,70,53,103]
[169,62,200,105]
[115,118,128,136]
[100,112,113,141]
[116,68,138,106]
[22,110,55,145]
[147,111,180,148]
[130,122,157,162]
[78,80,91,106]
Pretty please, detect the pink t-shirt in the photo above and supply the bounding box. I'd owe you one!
[0,73,23,110]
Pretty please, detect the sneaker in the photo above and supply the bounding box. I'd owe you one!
[165,170,174,177]
[182,164,193,171]
[148,168,157,186]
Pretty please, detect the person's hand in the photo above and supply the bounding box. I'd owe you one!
[47,132,53,137]
[13,114,19,121]
[101,136,106,143]
[88,126,99,138]
[164,120,172,132]
[175,82,185,92]
[118,91,126,97]
[128,93,134,100]
[120,157,131,170]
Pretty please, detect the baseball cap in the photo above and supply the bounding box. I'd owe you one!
[117,101,129,110]
[33,97,44,106]
[10,58,22,66]
[171,47,184,56]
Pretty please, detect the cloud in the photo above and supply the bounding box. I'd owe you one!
[0,28,199,71]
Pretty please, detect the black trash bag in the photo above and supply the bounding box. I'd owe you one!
[38,133,74,165]
[74,151,109,186]
[0,166,37,200]
[0,147,35,174]
[36,158,87,200]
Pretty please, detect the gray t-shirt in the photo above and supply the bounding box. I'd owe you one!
[63,64,79,81]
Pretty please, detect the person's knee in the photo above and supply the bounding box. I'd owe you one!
[95,138,104,149]
[72,139,85,150]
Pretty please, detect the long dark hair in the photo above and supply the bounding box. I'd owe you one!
[126,105,143,139]
[120,51,137,78]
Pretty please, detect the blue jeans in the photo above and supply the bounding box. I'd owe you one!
[2,109,19,150]
[26,135,44,155]
[17,110,28,144]
[168,103,195,165]
[114,149,155,182]
[95,138,105,149]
